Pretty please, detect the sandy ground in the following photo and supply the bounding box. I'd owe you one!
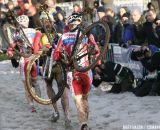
[1,60,160,130]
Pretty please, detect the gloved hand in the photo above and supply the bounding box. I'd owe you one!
[46,47,53,57]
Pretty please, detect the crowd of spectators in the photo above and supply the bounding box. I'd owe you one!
[91,0,160,97]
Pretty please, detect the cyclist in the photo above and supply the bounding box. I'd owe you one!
[7,15,42,112]
[53,13,100,130]
[39,15,71,127]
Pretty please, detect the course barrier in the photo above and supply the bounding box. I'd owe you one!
[106,43,144,79]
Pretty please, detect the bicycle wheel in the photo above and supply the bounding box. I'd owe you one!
[25,51,67,105]
[73,21,110,72]
[2,23,16,46]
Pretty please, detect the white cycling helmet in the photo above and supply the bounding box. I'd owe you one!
[68,13,82,25]
[16,15,29,28]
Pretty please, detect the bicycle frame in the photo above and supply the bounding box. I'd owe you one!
[59,25,95,68]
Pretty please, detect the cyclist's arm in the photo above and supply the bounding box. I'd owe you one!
[89,34,100,54]
[33,31,42,55]
[89,34,100,64]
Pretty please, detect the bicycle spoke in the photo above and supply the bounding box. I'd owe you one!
[74,21,110,72]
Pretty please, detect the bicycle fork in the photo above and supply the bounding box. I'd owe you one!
[48,49,55,79]
[42,49,55,79]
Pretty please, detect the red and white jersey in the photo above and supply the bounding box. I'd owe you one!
[13,28,42,54]
[54,30,100,67]
[53,29,100,96]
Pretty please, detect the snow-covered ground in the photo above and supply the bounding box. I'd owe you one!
[1,60,160,130]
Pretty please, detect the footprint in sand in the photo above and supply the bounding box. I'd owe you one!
[128,110,138,114]
[98,126,104,129]
[109,118,120,123]
[96,106,105,111]
[102,114,110,118]
[103,122,110,126]
[149,110,159,114]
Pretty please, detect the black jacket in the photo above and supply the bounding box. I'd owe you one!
[101,15,116,43]
[92,61,134,87]
[131,50,160,73]
[141,52,160,72]
[142,18,160,47]
[132,16,146,45]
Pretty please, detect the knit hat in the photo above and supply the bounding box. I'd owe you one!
[97,6,105,13]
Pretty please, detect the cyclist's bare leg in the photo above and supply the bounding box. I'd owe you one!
[55,69,70,120]
[31,78,41,97]
[74,94,89,127]
[54,64,70,125]
[23,80,36,112]
[45,82,59,113]
[61,87,71,128]
[61,87,70,119]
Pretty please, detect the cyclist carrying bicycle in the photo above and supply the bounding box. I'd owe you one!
[53,12,100,130]
[7,15,42,112]
[39,13,71,127]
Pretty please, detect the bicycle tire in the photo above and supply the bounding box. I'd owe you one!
[25,51,67,105]
[50,61,67,103]
[73,21,110,72]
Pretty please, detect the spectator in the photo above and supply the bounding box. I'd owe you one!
[73,3,81,13]
[93,61,134,93]
[105,8,115,18]
[91,7,107,46]
[147,2,156,11]
[54,12,65,34]
[23,0,41,28]
[105,8,117,42]
[97,6,105,20]
[42,0,57,20]
[39,0,57,28]
[131,45,160,96]
[113,7,129,44]
[93,0,99,9]
[131,9,146,45]
[17,0,25,15]
[143,9,160,47]
[7,1,15,10]
[92,0,99,22]
[117,6,129,21]
[114,12,134,47]
[56,6,66,16]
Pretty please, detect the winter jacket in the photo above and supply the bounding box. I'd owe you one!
[142,16,160,47]
[132,16,146,45]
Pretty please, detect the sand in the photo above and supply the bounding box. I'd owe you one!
[1,60,160,130]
